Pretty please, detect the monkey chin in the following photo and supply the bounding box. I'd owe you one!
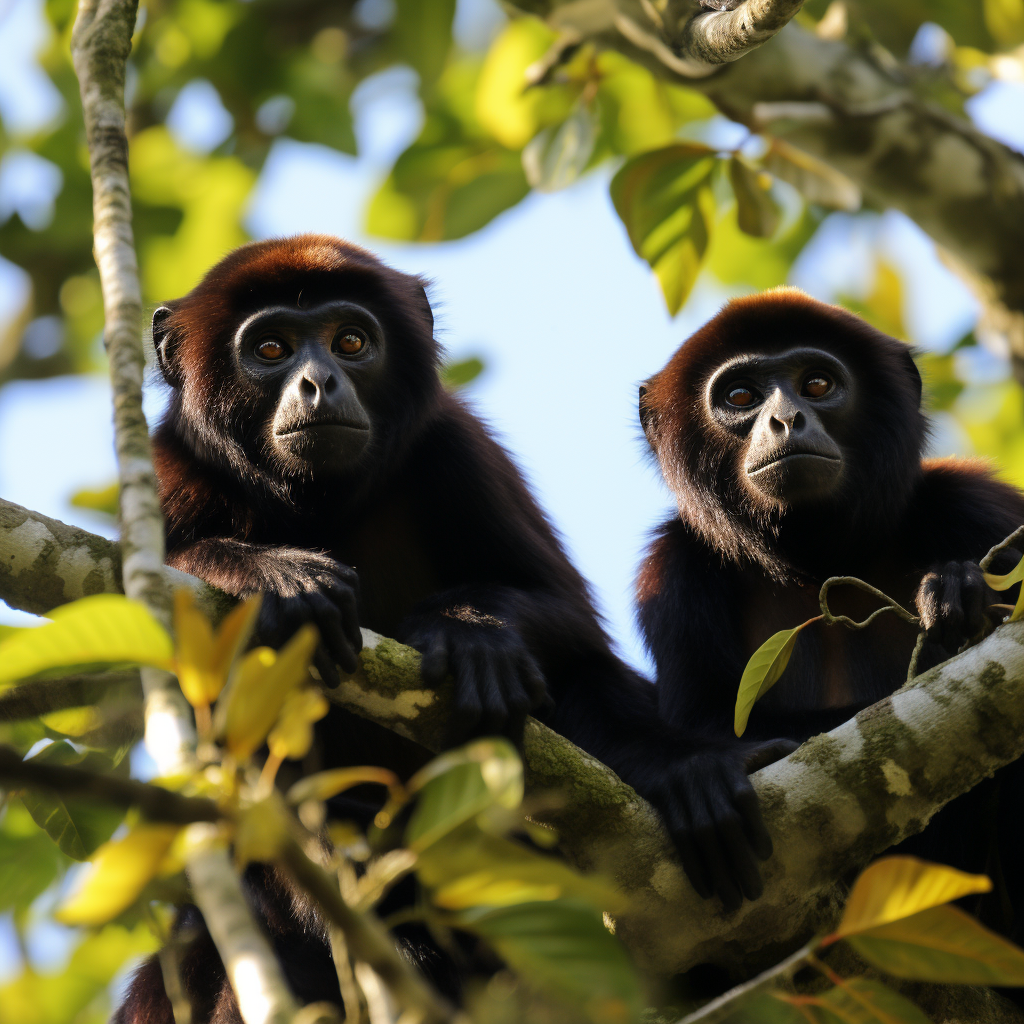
[745,452,843,507]
[273,423,372,476]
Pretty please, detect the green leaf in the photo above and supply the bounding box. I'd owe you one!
[0,802,66,914]
[729,156,781,239]
[20,741,126,860]
[0,594,174,690]
[610,144,718,315]
[848,904,1024,985]
[69,481,119,518]
[456,900,642,1024]
[393,0,457,92]
[440,356,485,390]
[735,617,820,737]
[821,978,932,1024]
[764,139,860,212]
[417,820,621,912]
[522,105,597,193]
[406,739,523,851]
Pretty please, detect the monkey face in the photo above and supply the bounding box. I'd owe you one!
[705,346,851,507]
[233,299,384,476]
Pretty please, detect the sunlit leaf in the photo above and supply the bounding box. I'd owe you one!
[69,481,119,518]
[234,794,291,867]
[39,705,103,736]
[827,856,992,942]
[610,144,718,315]
[20,741,125,860]
[173,590,261,708]
[57,823,180,926]
[392,0,456,92]
[734,617,820,736]
[217,625,318,761]
[267,686,328,761]
[475,18,576,149]
[418,820,622,912]
[0,595,173,690]
[440,356,485,390]
[984,552,1024,621]
[287,766,403,805]
[985,0,1024,45]
[764,138,860,212]
[406,739,523,850]
[848,903,1024,985]
[455,900,642,1024]
[522,105,597,193]
[729,156,781,238]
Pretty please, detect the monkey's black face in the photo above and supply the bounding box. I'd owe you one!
[234,300,384,476]
[707,346,851,506]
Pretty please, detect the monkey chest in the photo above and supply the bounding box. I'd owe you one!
[740,573,920,712]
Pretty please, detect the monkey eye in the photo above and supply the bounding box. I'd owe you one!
[333,329,366,356]
[255,338,289,361]
[726,385,760,408]
[802,374,833,398]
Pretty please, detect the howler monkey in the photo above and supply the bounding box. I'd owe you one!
[637,288,1024,916]
[117,235,682,1022]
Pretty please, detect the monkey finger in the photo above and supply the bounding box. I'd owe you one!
[663,795,712,900]
[692,822,743,913]
[743,738,798,775]
[730,783,774,863]
[519,652,548,707]
[304,592,358,675]
[417,634,450,686]
[314,646,340,689]
[327,583,362,655]
[469,650,507,737]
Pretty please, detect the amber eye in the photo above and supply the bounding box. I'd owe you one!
[256,338,289,361]
[803,375,833,398]
[333,330,366,355]
[726,386,759,408]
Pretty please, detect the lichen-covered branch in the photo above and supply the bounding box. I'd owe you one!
[68,3,296,1018]
[511,4,1024,379]
[6,502,1024,981]
[70,0,195,775]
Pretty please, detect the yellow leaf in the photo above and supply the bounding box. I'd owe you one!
[434,873,561,909]
[267,687,329,761]
[984,553,1024,622]
[287,766,403,805]
[734,617,820,736]
[40,706,103,736]
[234,795,291,867]
[827,856,992,942]
[56,823,180,926]
[219,625,318,761]
[0,595,174,691]
[173,590,261,707]
[847,904,1024,986]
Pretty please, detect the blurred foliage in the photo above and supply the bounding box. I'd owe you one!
[0,592,641,1023]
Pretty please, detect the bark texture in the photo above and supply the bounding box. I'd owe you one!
[5,501,1024,982]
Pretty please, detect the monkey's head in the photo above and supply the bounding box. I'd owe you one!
[152,235,440,487]
[640,288,925,569]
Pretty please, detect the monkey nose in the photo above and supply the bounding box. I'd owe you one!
[769,409,805,435]
[299,372,337,405]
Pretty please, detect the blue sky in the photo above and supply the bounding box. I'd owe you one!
[0,0,1018,678]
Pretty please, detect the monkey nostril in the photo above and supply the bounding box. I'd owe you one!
[792,410,805,431]
[323,373,337,394]
[769,416,788,435]
[299,376,318,400]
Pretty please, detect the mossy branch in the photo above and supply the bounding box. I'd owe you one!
[5,499,1024,986]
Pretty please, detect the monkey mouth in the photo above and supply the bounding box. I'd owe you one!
[746,451,841,477]
[275,420,370,437]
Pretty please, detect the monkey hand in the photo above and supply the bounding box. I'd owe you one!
[247,547,362,685]
[405,611,549,747]
[653,738,798,913]
[915,561,990,666]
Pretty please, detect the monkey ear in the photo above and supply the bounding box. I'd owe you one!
[639,384,656,439]
[902,347,923,407]
[414,277,434,334]
[152,306,183,387]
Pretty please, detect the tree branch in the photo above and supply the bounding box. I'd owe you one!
[5,501,1024,985]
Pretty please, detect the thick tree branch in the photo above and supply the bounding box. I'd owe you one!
[517,5,1024,378]
[5,501,1024,985]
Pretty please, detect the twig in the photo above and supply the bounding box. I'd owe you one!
[0,743,219,823]
[280,837,458,1024]
[70,0,194,776]
[980,526,1024,572]
[818,576,920,629]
